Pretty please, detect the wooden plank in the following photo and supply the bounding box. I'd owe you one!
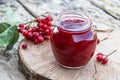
[19,29,120,80]
[17,0,120,29]
[0,0,119,80]
[16,0,120,79]
[0,1,34,80]
[89,0,120,20]
[0,1,33,23]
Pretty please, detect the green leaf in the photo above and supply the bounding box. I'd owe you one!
[4,7,22,25]
[0,25,18,49]
[0,10,6,13]
[0,7,21,51]
[0,22,11,34]
[6,26,19,50]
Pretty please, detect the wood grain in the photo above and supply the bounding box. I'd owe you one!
[19,29,120,80]
[89,0,120,20]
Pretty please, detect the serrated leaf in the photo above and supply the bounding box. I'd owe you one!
[0,25,17,47]
[0,22,11,34]
[6,25,19,50]
[4,7,22,25]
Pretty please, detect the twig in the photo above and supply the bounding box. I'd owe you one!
[24,20,35,25]
[106,50,117,57]
[24,12,50,25]
[94,29,113,33]
[101,30,113,41]
[101,38,108,41]
[39,12,50,17]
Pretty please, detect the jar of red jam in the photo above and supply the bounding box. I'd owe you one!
[51,10,97,69]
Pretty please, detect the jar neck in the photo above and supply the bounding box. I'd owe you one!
[57,10,92,34]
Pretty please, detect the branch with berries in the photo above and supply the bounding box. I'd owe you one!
[18,13,53,46]
[96,50,117,64]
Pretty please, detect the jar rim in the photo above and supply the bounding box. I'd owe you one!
[57,10,92,33]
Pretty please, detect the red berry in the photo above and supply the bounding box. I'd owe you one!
[38,23,43,28]
[44,28,52,35]
[41,18,46,23]
[33,32,39,38]
[37,28,42,32]
[31,27,37,32]
[47,22,52,27]
[44,29,50,34]
[97,53,103,56]
[26,32,32,40]
[18,28,23,33]
[36,18,41,23]
[23,30,28,36]
[22,43,27,49]
[38,36,44,42]
[97,39,100,44]
[19,23,24,28]
[96,55,103,62]
[43,24,48,30]
[46,16,53,21]
[31,38,35,42]
[102,57,108,64]
[33,39,39,44]
[44,35,51,40]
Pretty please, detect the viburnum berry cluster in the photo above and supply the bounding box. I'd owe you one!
[18,15,53,45]
[96,50,117,64]
[96,53,108,64]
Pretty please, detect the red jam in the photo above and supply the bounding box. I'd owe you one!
[51,11,97,68]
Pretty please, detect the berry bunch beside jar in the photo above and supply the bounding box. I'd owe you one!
[18,15,53,44]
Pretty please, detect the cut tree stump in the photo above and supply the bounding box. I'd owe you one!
[19,29,120,80]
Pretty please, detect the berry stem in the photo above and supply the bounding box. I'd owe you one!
[94,29,113,33]
[24,20,35,25]
[40,12,50,17]
[101,30,113,41]
[106,50,117,57]
[101,38,108,41]
[24,12,50,25]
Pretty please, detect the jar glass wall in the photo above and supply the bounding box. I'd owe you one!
[51,10,97,69]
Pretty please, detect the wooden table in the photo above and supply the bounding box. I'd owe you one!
[1,0,120,80]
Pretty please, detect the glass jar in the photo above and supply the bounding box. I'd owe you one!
[50,10,97,69]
